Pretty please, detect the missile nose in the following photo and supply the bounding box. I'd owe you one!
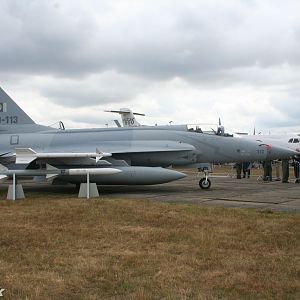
[266,145,298,160]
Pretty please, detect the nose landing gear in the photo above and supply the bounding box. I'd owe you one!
[199,177,211,189]
[198,169,211,189]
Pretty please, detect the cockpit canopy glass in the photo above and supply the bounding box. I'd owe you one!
[288,138,300,143]
[186,124,234,137]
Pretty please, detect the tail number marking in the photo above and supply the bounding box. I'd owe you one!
[0,116,18,124]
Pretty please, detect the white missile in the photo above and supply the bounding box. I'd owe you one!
[15,148,112,164]
[45,164,122,180]
[0,165,122,181]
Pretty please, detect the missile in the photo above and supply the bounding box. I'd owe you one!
[0,166,122,181]
[15,148,112,164]
[45,165,122,180]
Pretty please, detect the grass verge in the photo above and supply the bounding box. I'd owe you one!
[0,195,299,299]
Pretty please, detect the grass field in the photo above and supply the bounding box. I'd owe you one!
[0,193,299,299]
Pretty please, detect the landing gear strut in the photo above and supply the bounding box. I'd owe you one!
[198,169,211,189]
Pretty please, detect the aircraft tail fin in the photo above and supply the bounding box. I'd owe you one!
[0,87,35,125]
[119,108,141,127]
[105,108,145,127]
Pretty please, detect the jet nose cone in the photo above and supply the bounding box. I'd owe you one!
[266,145,298,160]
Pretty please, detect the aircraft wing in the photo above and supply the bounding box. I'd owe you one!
[18,140,195,155]
[93,140,196,154]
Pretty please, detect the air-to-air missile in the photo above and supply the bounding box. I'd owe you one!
[15,148,111,164]
[0,165,121,182]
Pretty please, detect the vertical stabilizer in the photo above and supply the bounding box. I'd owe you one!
[119,108,141,127]
[0,87,35,125]
[105,108,145,127]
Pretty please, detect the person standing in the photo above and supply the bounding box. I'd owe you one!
[282,159,289,183]
[242,162,251,178]
[292,156,300,183]
[235,163,242,179]
[263,160,272,181]
[274,160,281,181]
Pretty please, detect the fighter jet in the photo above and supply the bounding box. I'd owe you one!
[0,87,297,192]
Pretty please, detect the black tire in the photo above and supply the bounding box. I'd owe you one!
[199,178,211,189]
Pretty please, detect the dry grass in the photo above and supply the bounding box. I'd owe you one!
[0,192,299,299]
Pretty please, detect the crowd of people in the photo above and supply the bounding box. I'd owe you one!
[235,156,300,183]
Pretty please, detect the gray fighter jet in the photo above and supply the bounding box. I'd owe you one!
[0,87,297,191]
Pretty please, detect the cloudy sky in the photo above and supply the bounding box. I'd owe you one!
[1,0,300,134]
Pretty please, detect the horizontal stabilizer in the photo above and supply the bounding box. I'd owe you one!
[105,109,145,116]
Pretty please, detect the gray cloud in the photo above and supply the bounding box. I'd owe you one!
[35,72,149,107]
[0,0,300,132]
[1,0,300,81]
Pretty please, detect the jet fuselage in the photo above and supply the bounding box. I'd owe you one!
[0,125,293,169]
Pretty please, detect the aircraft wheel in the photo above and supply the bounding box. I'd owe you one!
[199,178,211,189]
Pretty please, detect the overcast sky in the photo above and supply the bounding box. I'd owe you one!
[0,0,300,134]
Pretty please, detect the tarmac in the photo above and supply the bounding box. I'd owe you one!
[0,167,299,212]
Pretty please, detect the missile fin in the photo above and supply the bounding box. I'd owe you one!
[46,164,59,181]
[46,163,59,171]
[46,174,59,181]
[0,163,8,171]
[96,148,112,162]
[0,175,8,182]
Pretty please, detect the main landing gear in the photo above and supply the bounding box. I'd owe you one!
[198,169,211,189]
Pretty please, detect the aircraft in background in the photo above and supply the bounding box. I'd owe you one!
[0,87,297,194]
[213,118,300,153]
[243,134,300,153]
[105,108,145,127]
